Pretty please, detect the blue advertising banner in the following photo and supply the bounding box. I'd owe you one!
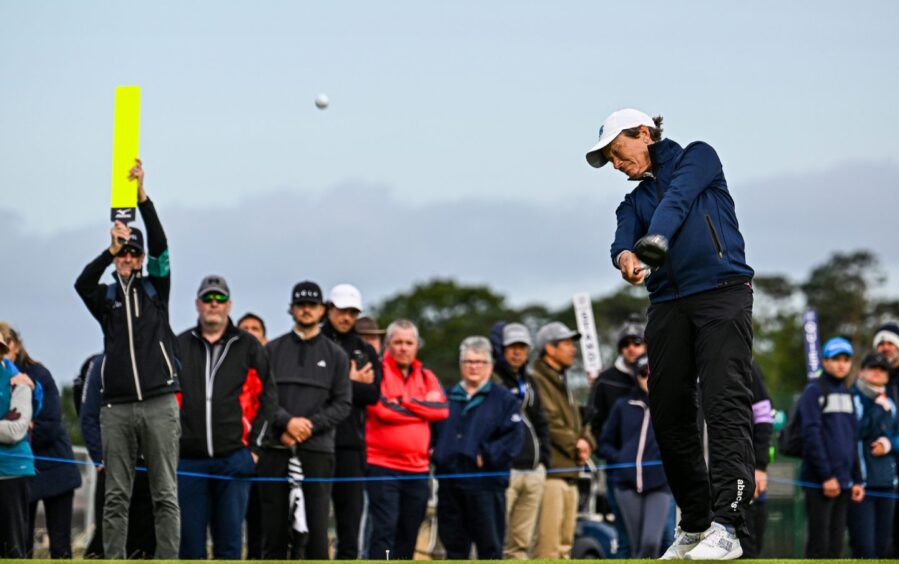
[802,309,821,380]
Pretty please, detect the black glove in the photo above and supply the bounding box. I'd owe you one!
[634,234,669,269]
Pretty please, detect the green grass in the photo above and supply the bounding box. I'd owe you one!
[6,560,898,563]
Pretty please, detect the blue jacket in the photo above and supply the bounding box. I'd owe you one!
[431,381,523,491]
[0,359,35,477]
[79,355,104,465]
[852,384,899,489]
[598,389,668,494]
[25,362,82,500]
[610,139,754,303]
[798,372,862,488]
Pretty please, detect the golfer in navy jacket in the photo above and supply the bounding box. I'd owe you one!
[587,109,754,560]
[431,336,523,560]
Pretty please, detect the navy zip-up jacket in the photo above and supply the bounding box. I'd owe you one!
[851,383,899,489]
[798,372,862,488]
[611,139,754,303]
[598,389,668,494]
[79,355,104,465]
[431,381,523,491]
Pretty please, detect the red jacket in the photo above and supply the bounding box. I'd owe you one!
[366,353,448,472]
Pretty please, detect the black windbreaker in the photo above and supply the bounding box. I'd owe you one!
[320,320,381,451]
[74,199,180,403]
[266,330,352,454]
[176,320,278,458]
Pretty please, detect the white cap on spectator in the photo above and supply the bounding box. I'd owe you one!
[327,284,363,312]
[502,323,533,347]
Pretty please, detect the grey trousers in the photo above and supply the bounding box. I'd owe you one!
[101,393,181,559]
[615,487,673,558]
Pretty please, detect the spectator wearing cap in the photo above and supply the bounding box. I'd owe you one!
[587,318,646,557]
[588,109,755,559]
[598,353,672,558]
[848,352,899,558]
[175,276,279,559]
[0,323,81,559]
[321,284,382,559]
[873,323,899,558]
[258,281,352,559]
[238,312,268,346]
[531,321,596,559]
[488,322,551,559]
[0,331,35,558]
[798,337,865,558]
[365,319,448,560]
[432,336,523,559]
[73,159,182,559]
[356,316,386,356]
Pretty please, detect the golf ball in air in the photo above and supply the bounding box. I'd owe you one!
[315,94,329,110]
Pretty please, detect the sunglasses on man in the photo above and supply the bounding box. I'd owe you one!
[116,247,142,258]
[201,293,229,304]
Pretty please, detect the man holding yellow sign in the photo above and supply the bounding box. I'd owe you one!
[74,159,182,560]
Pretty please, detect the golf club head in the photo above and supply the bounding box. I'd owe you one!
[634,234,669,269]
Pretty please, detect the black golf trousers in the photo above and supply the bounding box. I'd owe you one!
[645,283,755,534]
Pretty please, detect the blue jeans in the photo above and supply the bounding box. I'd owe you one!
[177,448,255,559]
[365,464,430,560]
[849,488,896,558]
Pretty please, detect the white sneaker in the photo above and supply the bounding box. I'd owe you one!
[659,526,703,560]
[683,522,742,560]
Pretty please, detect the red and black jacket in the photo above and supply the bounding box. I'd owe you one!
[176,320,278,458]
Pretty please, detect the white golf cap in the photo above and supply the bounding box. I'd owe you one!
[327,283,363,311]
[585,108,656,168]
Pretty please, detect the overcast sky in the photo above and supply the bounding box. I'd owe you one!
[1,1,897,381]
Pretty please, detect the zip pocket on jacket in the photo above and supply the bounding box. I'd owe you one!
[705,214,724,259]
[159,341,175,384]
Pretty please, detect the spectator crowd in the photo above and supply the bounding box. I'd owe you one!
[1,162,898,560]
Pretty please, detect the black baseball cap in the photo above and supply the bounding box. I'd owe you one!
[291,281,323,305]
[122,227,144,254]
[861,352,891,371]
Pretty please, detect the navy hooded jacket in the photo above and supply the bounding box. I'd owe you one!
[852,383,899,489]
[431,381,523,491]
[598,388,669,494]
[798,371,862,488]
[610,139,754,303]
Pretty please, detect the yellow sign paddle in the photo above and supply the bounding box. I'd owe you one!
[110,86,141,223]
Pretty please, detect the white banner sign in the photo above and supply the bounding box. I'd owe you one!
[573,292,602,379]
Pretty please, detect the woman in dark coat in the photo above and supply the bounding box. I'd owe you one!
[0,323,82,559]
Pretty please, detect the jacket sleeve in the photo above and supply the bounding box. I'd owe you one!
[852,401,863,485]
[751,363,774,471]
[610,192,643,268]
[528,377,553,468]
[351,343,381,407]
[79,359,104,465]
[74,251,114,323]
[481,394,524,470]
[308,349,352,434]
[248,340,278,451]
[29,365,60,451]
[647,142,723,242]
[799,384,833,481]
[597,401,623,463]
[402,369,449,422]
[368,397,428,424]
[532,373,581,459]
[0,384,32,444]
[139,198,171,304]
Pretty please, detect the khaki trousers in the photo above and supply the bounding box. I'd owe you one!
[503,465,546,559]
[534,477,578,559]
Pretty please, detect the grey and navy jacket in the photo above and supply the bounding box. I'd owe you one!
[74,198,180,403]
[176,320,278,458]
[798,371,862,488]
[489,322,551,470]
[588,356,637,444]
[598,388,668,494]
[266,330,352,454]
[430,381,523,491]
[610,139,754,303]
[852,383,899,489]
[321,320,382,451]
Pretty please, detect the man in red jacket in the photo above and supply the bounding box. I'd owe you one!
[365,319,448,560]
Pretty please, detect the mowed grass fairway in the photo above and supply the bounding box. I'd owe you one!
[5,560,898,564]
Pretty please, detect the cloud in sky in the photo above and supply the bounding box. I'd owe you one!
[2,160,896,383]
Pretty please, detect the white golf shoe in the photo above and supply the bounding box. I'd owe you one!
[659,526,703,559]
[683,522,743,560]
